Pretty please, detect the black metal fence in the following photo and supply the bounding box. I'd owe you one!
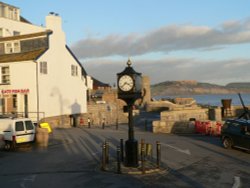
[100,139,161,174]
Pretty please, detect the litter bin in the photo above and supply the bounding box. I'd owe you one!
[36,127,49,147]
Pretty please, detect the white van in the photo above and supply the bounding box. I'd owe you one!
[0,118,36,150]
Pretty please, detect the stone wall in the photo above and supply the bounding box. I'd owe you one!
[80,103,128,127]
[224,105,250,118]
[40,115,71,128]
[152,107,222,134]
[153,120,195,134]
[146,98,197,112]
[152,105,250,134]
[40,102,128,129]
[160,108,209,122]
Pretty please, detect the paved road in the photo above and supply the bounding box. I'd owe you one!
[0,124,249,188]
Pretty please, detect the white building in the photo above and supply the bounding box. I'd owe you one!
[0,2,92,122]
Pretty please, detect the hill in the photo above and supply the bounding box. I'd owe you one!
[151,80,250,96]
[225,82,250,89]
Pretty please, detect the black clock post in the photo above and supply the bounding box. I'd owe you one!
[117,59,142,167]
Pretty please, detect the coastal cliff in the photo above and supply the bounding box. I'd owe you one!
[151,80,250,96]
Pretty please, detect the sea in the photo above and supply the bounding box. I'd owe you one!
[154,93,250,106]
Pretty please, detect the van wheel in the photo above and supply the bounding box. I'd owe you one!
[223,138,232,149]
[4,141,11,151]
[11,141,17,151]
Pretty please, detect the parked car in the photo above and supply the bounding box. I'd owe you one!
[0,118,36,150]
[221,119,250,152]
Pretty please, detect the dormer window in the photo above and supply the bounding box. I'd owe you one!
[0,2,20,21]
[13,41,20,52]
[5,43,12,53]
[5,41,20,54]
[0,4,4,17]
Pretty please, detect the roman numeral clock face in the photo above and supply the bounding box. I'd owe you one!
[118,75,134,92]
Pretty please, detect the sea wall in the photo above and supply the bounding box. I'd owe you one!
[152,104,250,134]
[152,107,222,134]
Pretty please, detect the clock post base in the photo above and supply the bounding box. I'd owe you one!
[125,139,138,167]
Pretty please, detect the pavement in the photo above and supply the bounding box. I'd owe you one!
[0,111,250,187]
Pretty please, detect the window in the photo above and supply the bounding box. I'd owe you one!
[228,122,241,133]
[8,7,14,19]
[13,31,20,36]
[15,121,24,131]
[12,94,17,108]
[5,42,12,53]
[0,4,4,17]
[13,42,20,52]
[1,66,10,84]
[40,61,47,74]
[8,7,18,20]
[71,65,78,76]
[0,28,3,37]
[0,4,19,20]
[5,41,20,54]
[25,121,34,130]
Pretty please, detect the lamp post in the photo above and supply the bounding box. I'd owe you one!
[117,59,142,167]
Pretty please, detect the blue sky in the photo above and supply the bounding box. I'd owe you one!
[4,0,250,85]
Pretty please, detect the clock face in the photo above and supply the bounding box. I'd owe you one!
[118,75,134,92]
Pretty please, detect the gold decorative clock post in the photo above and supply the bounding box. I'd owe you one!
[117,59,142,167]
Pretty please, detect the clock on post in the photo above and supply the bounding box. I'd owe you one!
[117,59,142,104]
[117,59,142,167]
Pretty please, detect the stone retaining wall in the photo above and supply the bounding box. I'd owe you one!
[160,108,209,122]
[153,120,195,134]
[152,107,222,134]
[40,102,128,129]
[40,115,71,128]
[78,103,128,128]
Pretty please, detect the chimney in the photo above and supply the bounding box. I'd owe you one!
[45,13,66,45]
[45,13,62,32]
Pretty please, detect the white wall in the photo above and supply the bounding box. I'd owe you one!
[0,61,37,113]
[0,17,45,37]
[36,15,88,117]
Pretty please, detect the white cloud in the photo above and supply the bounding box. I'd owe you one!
[71,18,250,59]
[72,17,250,85]
[82,57,250,85]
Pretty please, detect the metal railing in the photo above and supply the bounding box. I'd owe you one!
[0,111,45,122]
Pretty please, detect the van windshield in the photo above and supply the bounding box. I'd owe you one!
[25,121,34,130]
[15,121,24,131]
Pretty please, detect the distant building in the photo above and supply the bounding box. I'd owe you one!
[0,2,93,121]
[92,77,111,90]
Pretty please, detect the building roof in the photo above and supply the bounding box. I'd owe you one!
[0,1,18,9]
[66,45,88,77]
[92,77,110,88]
[20,16,32,24]
[0,30,52,63]
[0,30,52,42]
[0,48,48,63]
